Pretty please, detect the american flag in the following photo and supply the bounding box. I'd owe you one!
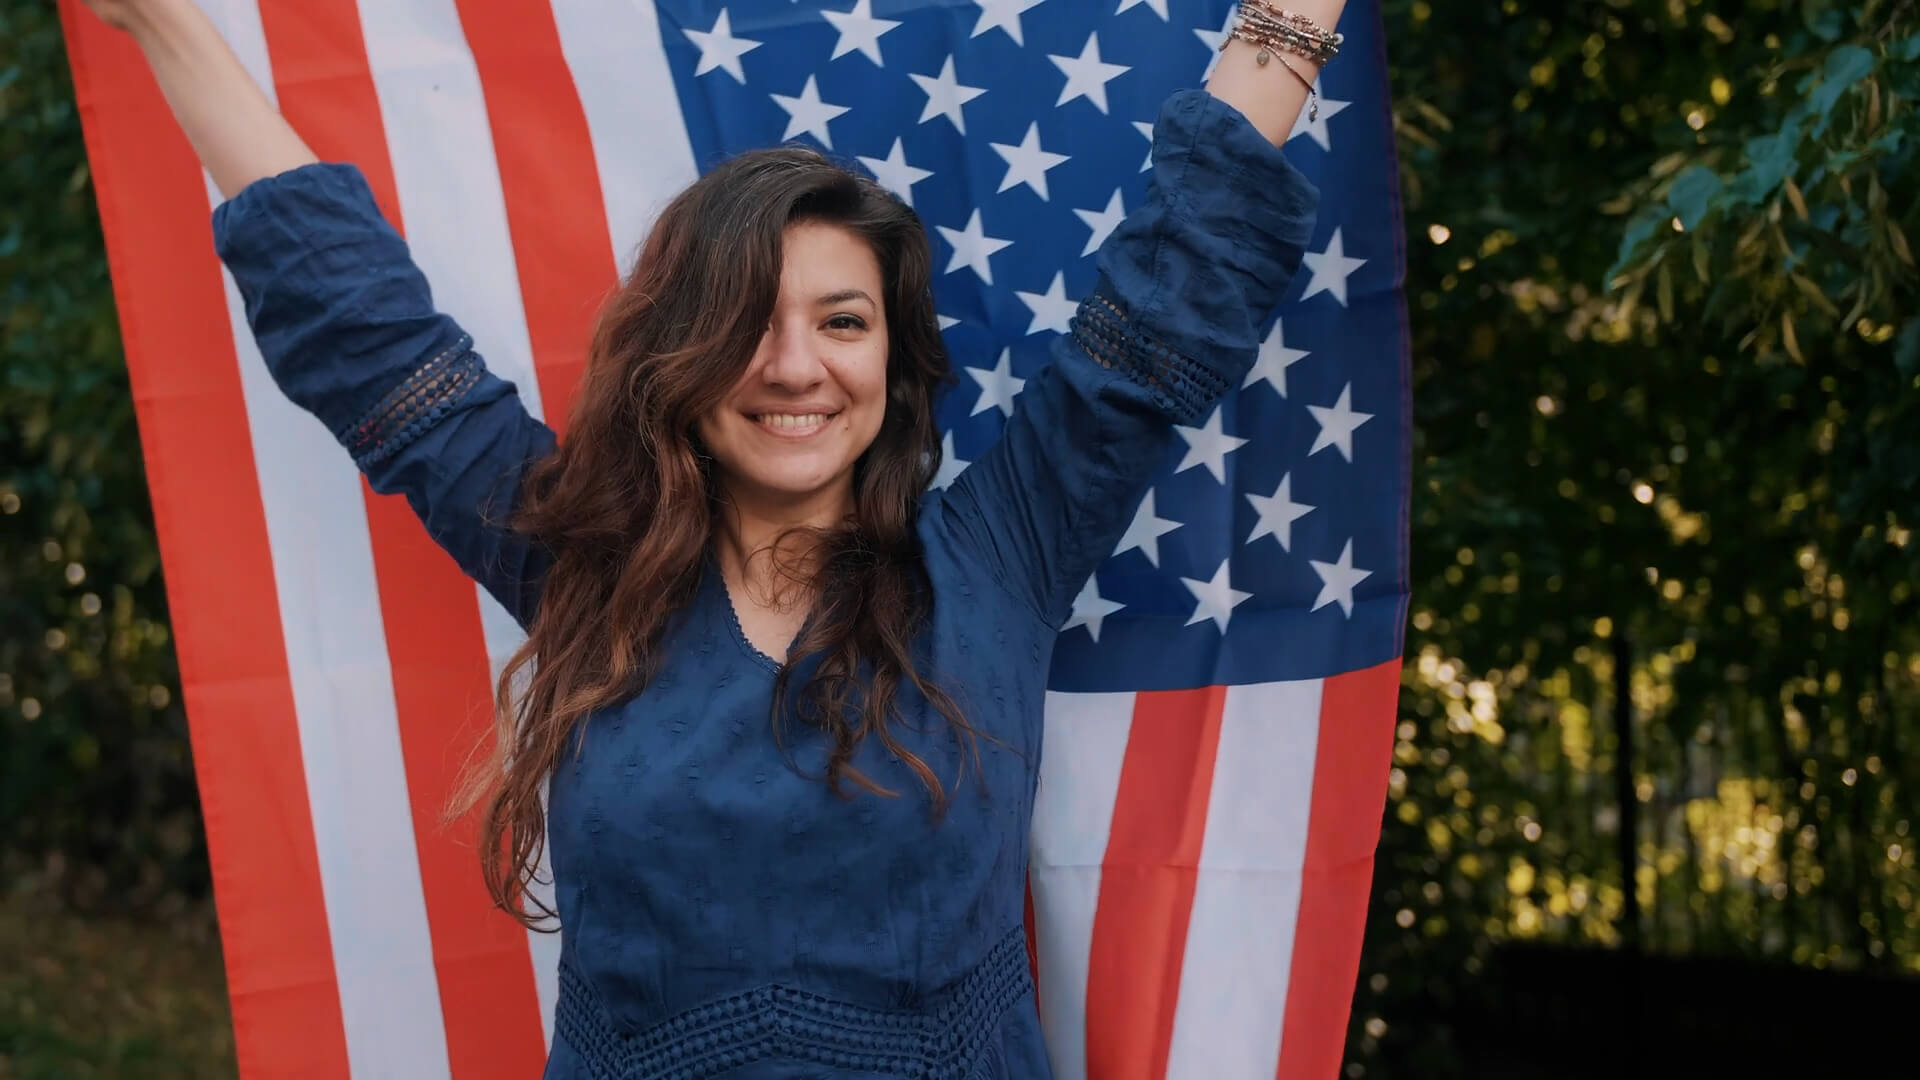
[61,0,1407,1077]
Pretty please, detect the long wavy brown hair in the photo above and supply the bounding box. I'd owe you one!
[460,146,978,926]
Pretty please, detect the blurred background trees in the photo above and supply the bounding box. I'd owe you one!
[2,0,1915,1076]
[1358,0,1918,1072]
[2,1,201,913]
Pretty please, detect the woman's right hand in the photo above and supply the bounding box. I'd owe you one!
[72,0,318,199]
[75,0,177,34]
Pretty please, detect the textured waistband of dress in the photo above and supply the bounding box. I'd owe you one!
[553,926,1033,1080]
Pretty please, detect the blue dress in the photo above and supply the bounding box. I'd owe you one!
[212,89,1316,1080]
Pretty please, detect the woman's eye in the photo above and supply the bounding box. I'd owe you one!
[826,314,867,332]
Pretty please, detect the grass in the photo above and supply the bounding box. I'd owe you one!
[0,898,235,1079]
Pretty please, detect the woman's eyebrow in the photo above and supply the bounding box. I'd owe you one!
[816,288,877,307]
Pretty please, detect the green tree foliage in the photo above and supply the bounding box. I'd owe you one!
[0,1,201,910]
[1355,0,1918,1072]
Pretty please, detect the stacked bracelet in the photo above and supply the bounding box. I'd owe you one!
[1222,1,1343,119]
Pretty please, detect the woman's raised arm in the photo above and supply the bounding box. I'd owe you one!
[81,0,316,198]
[932,3,1343,629]
[79,0,557,626]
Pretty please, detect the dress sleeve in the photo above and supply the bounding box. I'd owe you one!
[934,89,1320,628]
[211,163,555,627]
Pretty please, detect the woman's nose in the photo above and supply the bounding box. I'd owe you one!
[758,323,826,390]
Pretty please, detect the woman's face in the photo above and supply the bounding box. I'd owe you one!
[699,221,891,514]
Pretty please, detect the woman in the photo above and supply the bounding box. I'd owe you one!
[81,0,1340,1075]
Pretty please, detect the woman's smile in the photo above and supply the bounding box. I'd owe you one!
[749,410,841,437]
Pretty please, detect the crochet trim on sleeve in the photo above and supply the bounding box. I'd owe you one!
[1069,290,1230,426]
[344,334,484,468]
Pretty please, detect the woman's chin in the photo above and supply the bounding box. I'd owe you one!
[728,465,852,509]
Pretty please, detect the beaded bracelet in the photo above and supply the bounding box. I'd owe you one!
[1241,4,1342,63]
[1222,2,1343,119]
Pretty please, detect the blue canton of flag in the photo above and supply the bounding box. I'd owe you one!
[658,0,1408,694]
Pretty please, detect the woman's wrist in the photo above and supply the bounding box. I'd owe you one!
[1203,1,1346,146]
[120,0,209,54]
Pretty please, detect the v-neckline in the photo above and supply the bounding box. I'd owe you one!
[708,557,798,675]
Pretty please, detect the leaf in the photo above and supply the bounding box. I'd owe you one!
[1889,221,1915,267]
[1809,46,1875,134]
[1668,166,1723,231]
[1782,310,1805,363]
[1606,211,1663,288]
[1729,120,1803,205]
[1414,99,1454,133]
[1617,272,1645,326]
[1897,31,1920,62]
[1692,233,1712,284]
[1897,319,1920,378]
[1803,0,1846,41]
[1791,272,1840,317]
[1657,261,1675,323]
[1782,176,1810,221]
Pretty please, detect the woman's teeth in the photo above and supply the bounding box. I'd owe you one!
[757,413,831,433]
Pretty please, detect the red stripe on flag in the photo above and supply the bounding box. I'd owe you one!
[1275,659,1401,1079]
[447,0,619,436]
[254,2,549,1075]
[56,6,352,1077]
[1023,875,1040,1008]
[1085,685,1228,1079]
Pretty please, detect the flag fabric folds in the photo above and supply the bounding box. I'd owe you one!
[60,0,1408,1076]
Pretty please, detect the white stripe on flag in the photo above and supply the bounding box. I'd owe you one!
[1030,690,1138,1080]
[352,0,558,1041]
[352,0,546,670]
[546,0,699,278]
[197,2,454,1075]
[1165,678,1324,1078]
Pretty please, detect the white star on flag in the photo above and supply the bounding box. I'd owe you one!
[990,122,1071,200]
[1183,559,1254,632]
[1300,227,1366,306]
[1307,383,1373,461]
[1244,318,1309,395]
[937,314,961,331]
[1174,406,1250,483]
[683,9,761,84]
[967,349,1025,416]
[910,56,987,134]
[1310,539,1373,617]
[856,138,933,205]
[1049,33,1130,114]
[1015,272,1078,335]
[1132,120,1154,171]
[1072,190,1126,256]
[821,0,901,65]
[931,431,970,490]
[771,75,850,148]
[970,0,1048,46]
[1063,575,1127,642]
[1246,472,1314,551]
[1113,489,1181,566]
[1289,93,1352,151]
[1117,0,1171,19]
[936,209,1012,284]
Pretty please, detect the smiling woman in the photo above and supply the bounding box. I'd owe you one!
[697,223,894,560]
[78,0,1338,1075]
